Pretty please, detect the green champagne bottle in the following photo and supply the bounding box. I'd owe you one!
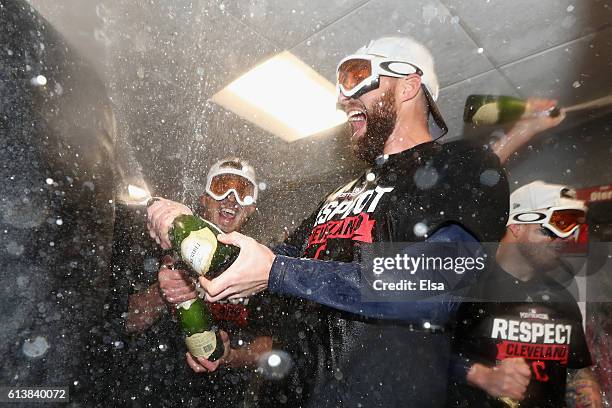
[169,214,237,361]
[177,297,225,361]
[145,201,233,361]
[170,214,240,279]
[463,95,560,125]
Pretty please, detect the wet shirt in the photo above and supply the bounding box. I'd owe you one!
[300,141,508,261]
[276,141,509,407]
[448,263,592,408]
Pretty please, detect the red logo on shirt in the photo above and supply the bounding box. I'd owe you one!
[495,340,569,365]
[305,212,376,259]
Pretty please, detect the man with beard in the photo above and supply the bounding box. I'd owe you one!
[149,37,509,407]
[447,181,602,407]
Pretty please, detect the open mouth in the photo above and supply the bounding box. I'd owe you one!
[347,109,367,139]
[219,207,237,223]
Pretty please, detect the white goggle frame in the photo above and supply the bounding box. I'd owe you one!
[204,172,257,206]
[507,205,586,239]
[336,54,423,98]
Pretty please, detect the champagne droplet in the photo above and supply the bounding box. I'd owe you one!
[30,75,47,86]
[22,336,49,358]
[268,353,281,367]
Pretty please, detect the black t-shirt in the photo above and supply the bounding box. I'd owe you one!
[448,263,592,408]
[280,141,509,408]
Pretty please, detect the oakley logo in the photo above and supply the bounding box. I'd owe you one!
[379,61,422,77]
[513,212,546,223]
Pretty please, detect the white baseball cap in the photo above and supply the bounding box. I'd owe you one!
[353,37,447,138]
[509,181,585,215]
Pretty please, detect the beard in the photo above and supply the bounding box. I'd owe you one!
[518,242,563,272]
[352,91,397,164]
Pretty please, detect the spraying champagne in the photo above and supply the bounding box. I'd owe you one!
[464,94,612,126]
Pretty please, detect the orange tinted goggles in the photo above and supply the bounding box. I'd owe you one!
[548,209,585,235]
[336,55,423,98]
[206,174,256,205]
[337,58,373,93]
[509,207,586,238]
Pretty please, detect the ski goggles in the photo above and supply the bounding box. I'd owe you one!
[507,207,586,239]
[205,173,257,206]
[336,54,424,98]
[336,54,448,138]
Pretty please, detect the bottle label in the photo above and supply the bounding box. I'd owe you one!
[180,228,218,275]
[185,331,217,359]
[177,298,197,310]
[472,103,501,125]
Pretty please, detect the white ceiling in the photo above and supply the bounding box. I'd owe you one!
[28,0,612,197]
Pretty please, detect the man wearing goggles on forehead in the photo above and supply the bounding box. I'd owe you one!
[146,158,257,249]
[129,159,278,406]
[337,39,567,166]
[507,185,586,241]
[202,158,258,232]
[449,181,602,408]
[206,158,258,203]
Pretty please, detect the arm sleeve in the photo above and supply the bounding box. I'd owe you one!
[268,224,484,325]
[272,242,302,258]
[447,301,485,384]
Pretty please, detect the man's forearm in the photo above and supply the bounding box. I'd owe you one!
[126,283,166,334]
[491,124,538,164]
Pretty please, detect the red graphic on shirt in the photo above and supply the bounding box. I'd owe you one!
[532,361,550,382]
[305,212,376,259]
[496,341,568,383]
[209,303,249,327]
[496,340,569,364]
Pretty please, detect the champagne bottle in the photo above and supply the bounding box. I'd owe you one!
[177,297,225,361]
[145,200,232,361]
[463,95,560,125]
[170,214,240,279]
[171,216,235,358]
